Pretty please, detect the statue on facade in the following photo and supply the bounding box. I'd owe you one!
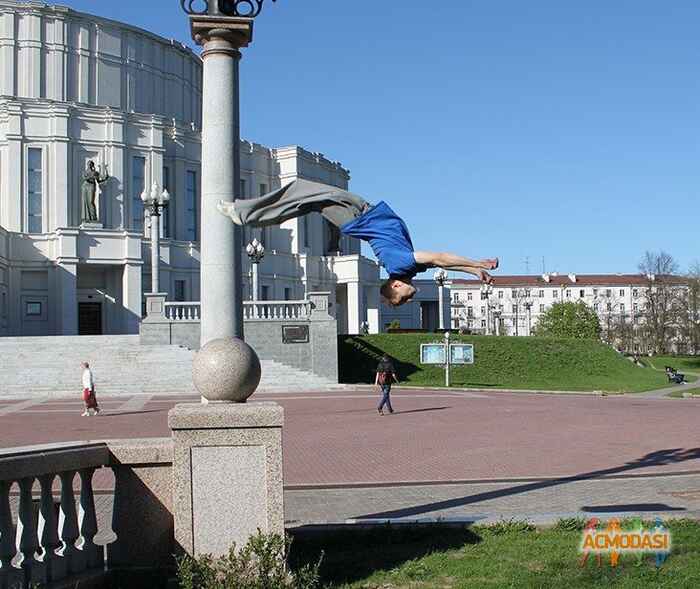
[81,161,109,223]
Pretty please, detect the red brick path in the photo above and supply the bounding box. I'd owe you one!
[1,390,699,486]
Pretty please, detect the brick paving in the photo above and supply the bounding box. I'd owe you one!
[2,389,699,486]
[3,389,700,528]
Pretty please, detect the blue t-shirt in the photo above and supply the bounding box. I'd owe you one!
[340,201,427,278]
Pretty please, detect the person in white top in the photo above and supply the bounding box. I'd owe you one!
[80,362,100,416]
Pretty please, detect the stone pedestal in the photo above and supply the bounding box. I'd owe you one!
[169,402,284,557]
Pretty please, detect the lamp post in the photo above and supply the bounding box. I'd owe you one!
[141,182,170,294]
[245,238,265,301]
[524,300,533,336]
[434,269,448,331]
[481,283,493,335]
[493,310,502,336]
[179,0,278,347]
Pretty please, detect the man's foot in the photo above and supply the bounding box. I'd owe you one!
[378,409,384,416]
[81,411,89,417]
[483,258,499,270]
[217,200,243,225]
[479,270,494,284]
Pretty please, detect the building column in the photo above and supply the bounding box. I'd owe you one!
[57,262,78,335]
[193,19,252,345]
[366,285,380,334]
[346,281,361,335]
[122,262,142,334]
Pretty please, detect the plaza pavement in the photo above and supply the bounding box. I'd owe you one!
[2,388,700,527]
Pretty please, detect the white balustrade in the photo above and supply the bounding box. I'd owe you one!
[243,300,312,321]
[0,447,108,588]
[161,300,316,323]
[0,480,16,588]
[164,302,202,322]
[57,471,81,574]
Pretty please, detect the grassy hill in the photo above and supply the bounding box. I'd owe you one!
[339,334,669,393]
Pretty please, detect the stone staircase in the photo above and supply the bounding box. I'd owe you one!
[0,335,342,397]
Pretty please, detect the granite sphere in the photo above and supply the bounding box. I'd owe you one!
[192,337,262,403]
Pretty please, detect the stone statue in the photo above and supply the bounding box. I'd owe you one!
[81,161,109,223]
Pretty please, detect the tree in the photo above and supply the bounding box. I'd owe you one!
[533,301,602,339]
[638,251,684,354]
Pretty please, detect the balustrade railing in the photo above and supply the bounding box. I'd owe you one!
[0,444,108,588]
[244,300,312,320]
[0,441,170,589]
[164,302,201,322]
[162,300,313,322]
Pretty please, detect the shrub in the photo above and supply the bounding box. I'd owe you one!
[177,531,322,589]
[533,301,602,340]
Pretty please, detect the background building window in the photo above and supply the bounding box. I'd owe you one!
[553,290,559,298]
[185,171,198,241]
[284,287,291,301]
[539,304,545,312]
[261,285,270,301]
[538,290,544,298]
[303,214,309,248]
[579,289,585,298]
[174,280,186,302]
[27,148,42,233]
[498,291,504,299]
[162,166,171,238]
[619,289,625,297]
[132,156,146,232]
[240,178,247,198]
[259,183,267,196]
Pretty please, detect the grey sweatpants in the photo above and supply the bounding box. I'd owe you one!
[234,179,370,228]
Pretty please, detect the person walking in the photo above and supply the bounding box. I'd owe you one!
[376,354,399,415]
[81,362,100,416]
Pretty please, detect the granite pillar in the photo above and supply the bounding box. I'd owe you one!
[192,16,252,345]
[169,403,284,557]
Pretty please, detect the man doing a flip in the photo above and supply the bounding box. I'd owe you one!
[219,179,497,306]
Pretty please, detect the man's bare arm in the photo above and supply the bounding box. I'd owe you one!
[414,251,496,270]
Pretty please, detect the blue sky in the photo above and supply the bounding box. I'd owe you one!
[62,0,699,276]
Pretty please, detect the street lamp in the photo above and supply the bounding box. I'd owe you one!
[245,238,265,301]
[434,269,448,331]
[492,310,502,336]
[141,182,170,294]
[481,283,493,335]
[181,0,277,17]
[524,300,533,336]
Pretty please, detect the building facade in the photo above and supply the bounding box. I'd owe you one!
[379,279,452,332]
[0,1,379,338]
[450,273,692,353]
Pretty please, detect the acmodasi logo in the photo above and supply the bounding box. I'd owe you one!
[579,517,671,568]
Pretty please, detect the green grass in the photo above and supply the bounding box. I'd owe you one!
[339,335,669,392]
[289,520,700,588]
[647,356,700,374]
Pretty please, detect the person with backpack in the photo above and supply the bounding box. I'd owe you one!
[375,354,399,415]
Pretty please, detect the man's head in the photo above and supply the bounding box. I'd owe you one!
[87,161,95,170]
[81,362,89,369]
[380,277,417,307]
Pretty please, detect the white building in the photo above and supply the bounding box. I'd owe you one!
[0,1,379,338]
[450,273,691,352]
[379,279,452,332]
